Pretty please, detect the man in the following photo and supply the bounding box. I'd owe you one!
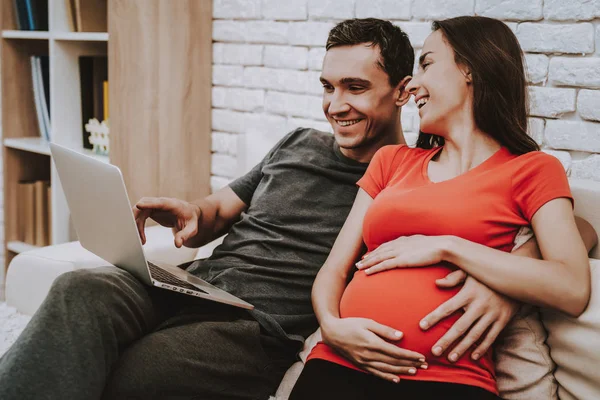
[0,18,593,400]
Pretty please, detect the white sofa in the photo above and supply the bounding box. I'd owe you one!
[5,178,600,399]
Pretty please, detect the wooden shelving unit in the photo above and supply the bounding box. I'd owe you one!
[53,32,108,41]
[1,0,213,274]
[2,30,50,39]
[4,137,51,156]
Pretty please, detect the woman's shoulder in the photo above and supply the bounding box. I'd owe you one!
[510,150,568,184]
[512,150,565,171]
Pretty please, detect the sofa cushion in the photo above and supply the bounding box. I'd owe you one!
[488,226,557,399]
[5,242,108,315]
[6,226,197,316]
[541,259,600,400]
[495,306,557,399]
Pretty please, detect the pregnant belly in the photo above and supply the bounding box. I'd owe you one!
[340,265,462,357]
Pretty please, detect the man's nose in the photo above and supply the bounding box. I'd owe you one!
[328,93,351,115]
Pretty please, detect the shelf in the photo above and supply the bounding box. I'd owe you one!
[2,30,109,42]
[3,138,109,163]
[53,32,108,42]
[4,137,50,156]
[2,30,50,40]
[6,241,40,254]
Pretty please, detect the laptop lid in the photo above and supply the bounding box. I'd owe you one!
[50,143,152,285]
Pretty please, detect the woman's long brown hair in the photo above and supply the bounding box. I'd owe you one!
[416,16,539,155]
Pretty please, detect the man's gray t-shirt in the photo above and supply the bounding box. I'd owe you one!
[187,128,368,344]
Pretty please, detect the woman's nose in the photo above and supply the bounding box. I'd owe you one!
[406,79,418,95]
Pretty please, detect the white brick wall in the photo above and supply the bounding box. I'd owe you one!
[476,0,543,21]
[528,87,576,118]
[411,0,474,20]
[211,0,600,187]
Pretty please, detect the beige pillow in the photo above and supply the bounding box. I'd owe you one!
[495,305,558,399]
[541,259,600,400]
[495,226,558,399]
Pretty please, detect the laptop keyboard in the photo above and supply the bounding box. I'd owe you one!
[147,262,208,294]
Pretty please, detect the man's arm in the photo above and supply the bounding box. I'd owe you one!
[575,216,598,254]
[133,186,248,249]
[419,216,597,362]
[183,187,248,247]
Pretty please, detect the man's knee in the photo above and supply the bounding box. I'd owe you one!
[48,267,139,308]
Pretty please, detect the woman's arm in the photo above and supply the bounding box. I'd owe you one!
[313,189,426,382]
[313,189,371,328]
[358,198,591,317]
[441,198,590,317]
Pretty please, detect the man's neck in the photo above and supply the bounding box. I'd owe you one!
[342,127,406,163]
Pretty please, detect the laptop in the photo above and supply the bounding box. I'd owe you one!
[49,142,253,310]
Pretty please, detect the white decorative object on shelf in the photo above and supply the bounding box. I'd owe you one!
[85,118,110,156]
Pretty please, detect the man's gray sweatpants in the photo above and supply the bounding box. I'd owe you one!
[0,266,296,400]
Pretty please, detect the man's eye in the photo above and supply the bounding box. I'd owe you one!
[322,84,334,92]
[349,86,364,92]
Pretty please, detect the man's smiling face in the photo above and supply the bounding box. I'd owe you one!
[320,43,403,159]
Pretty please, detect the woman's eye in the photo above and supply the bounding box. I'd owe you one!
[421,62,430,71]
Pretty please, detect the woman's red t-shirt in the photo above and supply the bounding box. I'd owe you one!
[308,145,572,394]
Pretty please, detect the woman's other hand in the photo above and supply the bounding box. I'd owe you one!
[356,235,449,275]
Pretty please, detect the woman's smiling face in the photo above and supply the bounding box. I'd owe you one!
[406,30,473,136]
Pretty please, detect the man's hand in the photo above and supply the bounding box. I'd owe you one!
[419,270,519,362]
[321,317,427,383]
[133,197,201,248]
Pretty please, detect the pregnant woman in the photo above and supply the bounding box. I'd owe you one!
[290,16,591,400]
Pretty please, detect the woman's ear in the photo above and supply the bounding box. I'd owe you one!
[461,66,472,84]
[396,76,412,106]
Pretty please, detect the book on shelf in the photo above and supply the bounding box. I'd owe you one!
[13,0,49,31]
[68,0,107,32]
[66,0,77,31]
[47,185,52,244]
[30,55,51,142]
[79,56,108,149]
[34,180,50,246]
[18,180,51,247]
[103,80,109,120]
[18,181,35,245]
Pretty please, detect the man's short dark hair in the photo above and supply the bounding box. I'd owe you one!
[326,18,414,87]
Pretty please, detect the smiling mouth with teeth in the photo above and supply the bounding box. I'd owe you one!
[336,119,362,127]
[416,97,429,109]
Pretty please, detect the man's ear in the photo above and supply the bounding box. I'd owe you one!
[396,76,412,106]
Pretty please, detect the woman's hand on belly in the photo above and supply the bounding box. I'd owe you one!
[321,317,428,383]
[356,235,449,275]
